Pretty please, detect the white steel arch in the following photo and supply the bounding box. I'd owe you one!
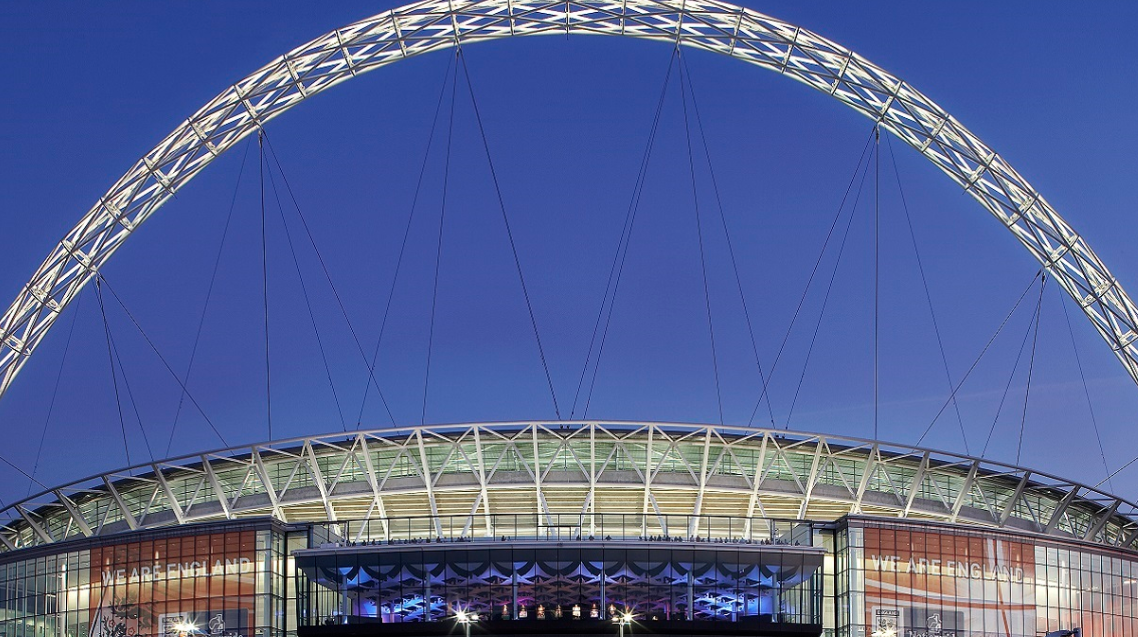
[2,0,1137,402]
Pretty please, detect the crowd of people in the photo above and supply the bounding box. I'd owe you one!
[637,535,801,546]
[323,534,802,547]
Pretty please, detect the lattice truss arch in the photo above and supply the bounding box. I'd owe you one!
[1,422,1136,554]
[1,0,1137,401]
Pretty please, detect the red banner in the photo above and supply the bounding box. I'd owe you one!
[88,530,257,637]
[862,527,1035,637]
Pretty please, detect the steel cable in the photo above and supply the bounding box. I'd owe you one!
[261,135,398,426]
[28,294,82,494]
[166,141,250,456]
[96,277,229,446]
[981,296,1040,459]
[421,51,460,425]
[1059,291,1114,491]
[258,132,274,441]
[677,50,725,425]
[1015,273,1047,466]
[458,49,562,419]
[785,146,874,427]
[915,269,1044,447]
[884,135,970,454]
[264,156,349,431]
[745,128,878,427]
[571,49,678,419]
[355,54,457,427]
[96,279,133,468]
[677,52,776,428]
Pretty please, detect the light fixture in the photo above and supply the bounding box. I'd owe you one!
[454,608,475,637]
[615,610,634,637]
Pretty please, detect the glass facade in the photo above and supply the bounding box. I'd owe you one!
[0,515,1136,637]
[839,518,1138,637]
[0,522,287,637]
[295,543,823,626]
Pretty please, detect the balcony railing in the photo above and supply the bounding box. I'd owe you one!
[309,513,819,548]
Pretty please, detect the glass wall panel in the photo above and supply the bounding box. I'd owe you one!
[839,520,1138,637]
[296,543,824,628]
[0,525,282,637]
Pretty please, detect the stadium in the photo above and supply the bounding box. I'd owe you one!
[0,422,1134,637]
[2,2,1137,637]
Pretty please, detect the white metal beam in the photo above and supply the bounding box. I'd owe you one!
[949,460,980,524]
[15,506,52,544]
[303,441,337,522]
[252,449,286,521]
[358,435,391,539]
[202,456,234,520]
[153,467,186,525]
[102,476,139,531]
[54,492,92,537]
[415,430,444,537]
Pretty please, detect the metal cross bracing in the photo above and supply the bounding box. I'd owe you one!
[1,0,1137,402]
[0,421,1135,556]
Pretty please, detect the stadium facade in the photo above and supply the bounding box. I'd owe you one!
[0,422,1135,637]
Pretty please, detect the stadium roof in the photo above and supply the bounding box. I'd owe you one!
[2,421,1135,555]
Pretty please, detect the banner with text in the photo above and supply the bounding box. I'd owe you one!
[862,527,1035,637]
[88,530,257,637]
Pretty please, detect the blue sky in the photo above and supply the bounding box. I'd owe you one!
[1,2,1136,507]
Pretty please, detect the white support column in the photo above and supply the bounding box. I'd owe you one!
[102,476,139,531]
[1120,525,1138,551]
[853,444,881,515]
[461,493,482,538]
[153,466,186,525]
[1044,488,1080,534]
[743,433,771,535]
[1084,500,1121,542]
[997,472,1032,527]
[358,436,391,540]
[54,492,92,537]
[587,423,597,535]
[531,424,550,527]
[902,452,931,518]
[303,441,337,522]
[689,428,713,538]
[15,506,52,544]
[472,426,494,537]
[203,456,234,520]
[949,461,980,524]
[415,430,444,537]
[641,424,655,535]
[796,440,826,519]
[252,449,286,521]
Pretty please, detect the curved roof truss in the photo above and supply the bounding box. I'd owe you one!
[1,0,1137,402]
[1,422,1135,555]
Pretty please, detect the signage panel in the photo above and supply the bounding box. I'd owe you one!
[862,527,1035,636]
[88,531,257,637]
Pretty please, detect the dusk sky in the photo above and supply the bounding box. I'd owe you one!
[1,2,1136,509]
